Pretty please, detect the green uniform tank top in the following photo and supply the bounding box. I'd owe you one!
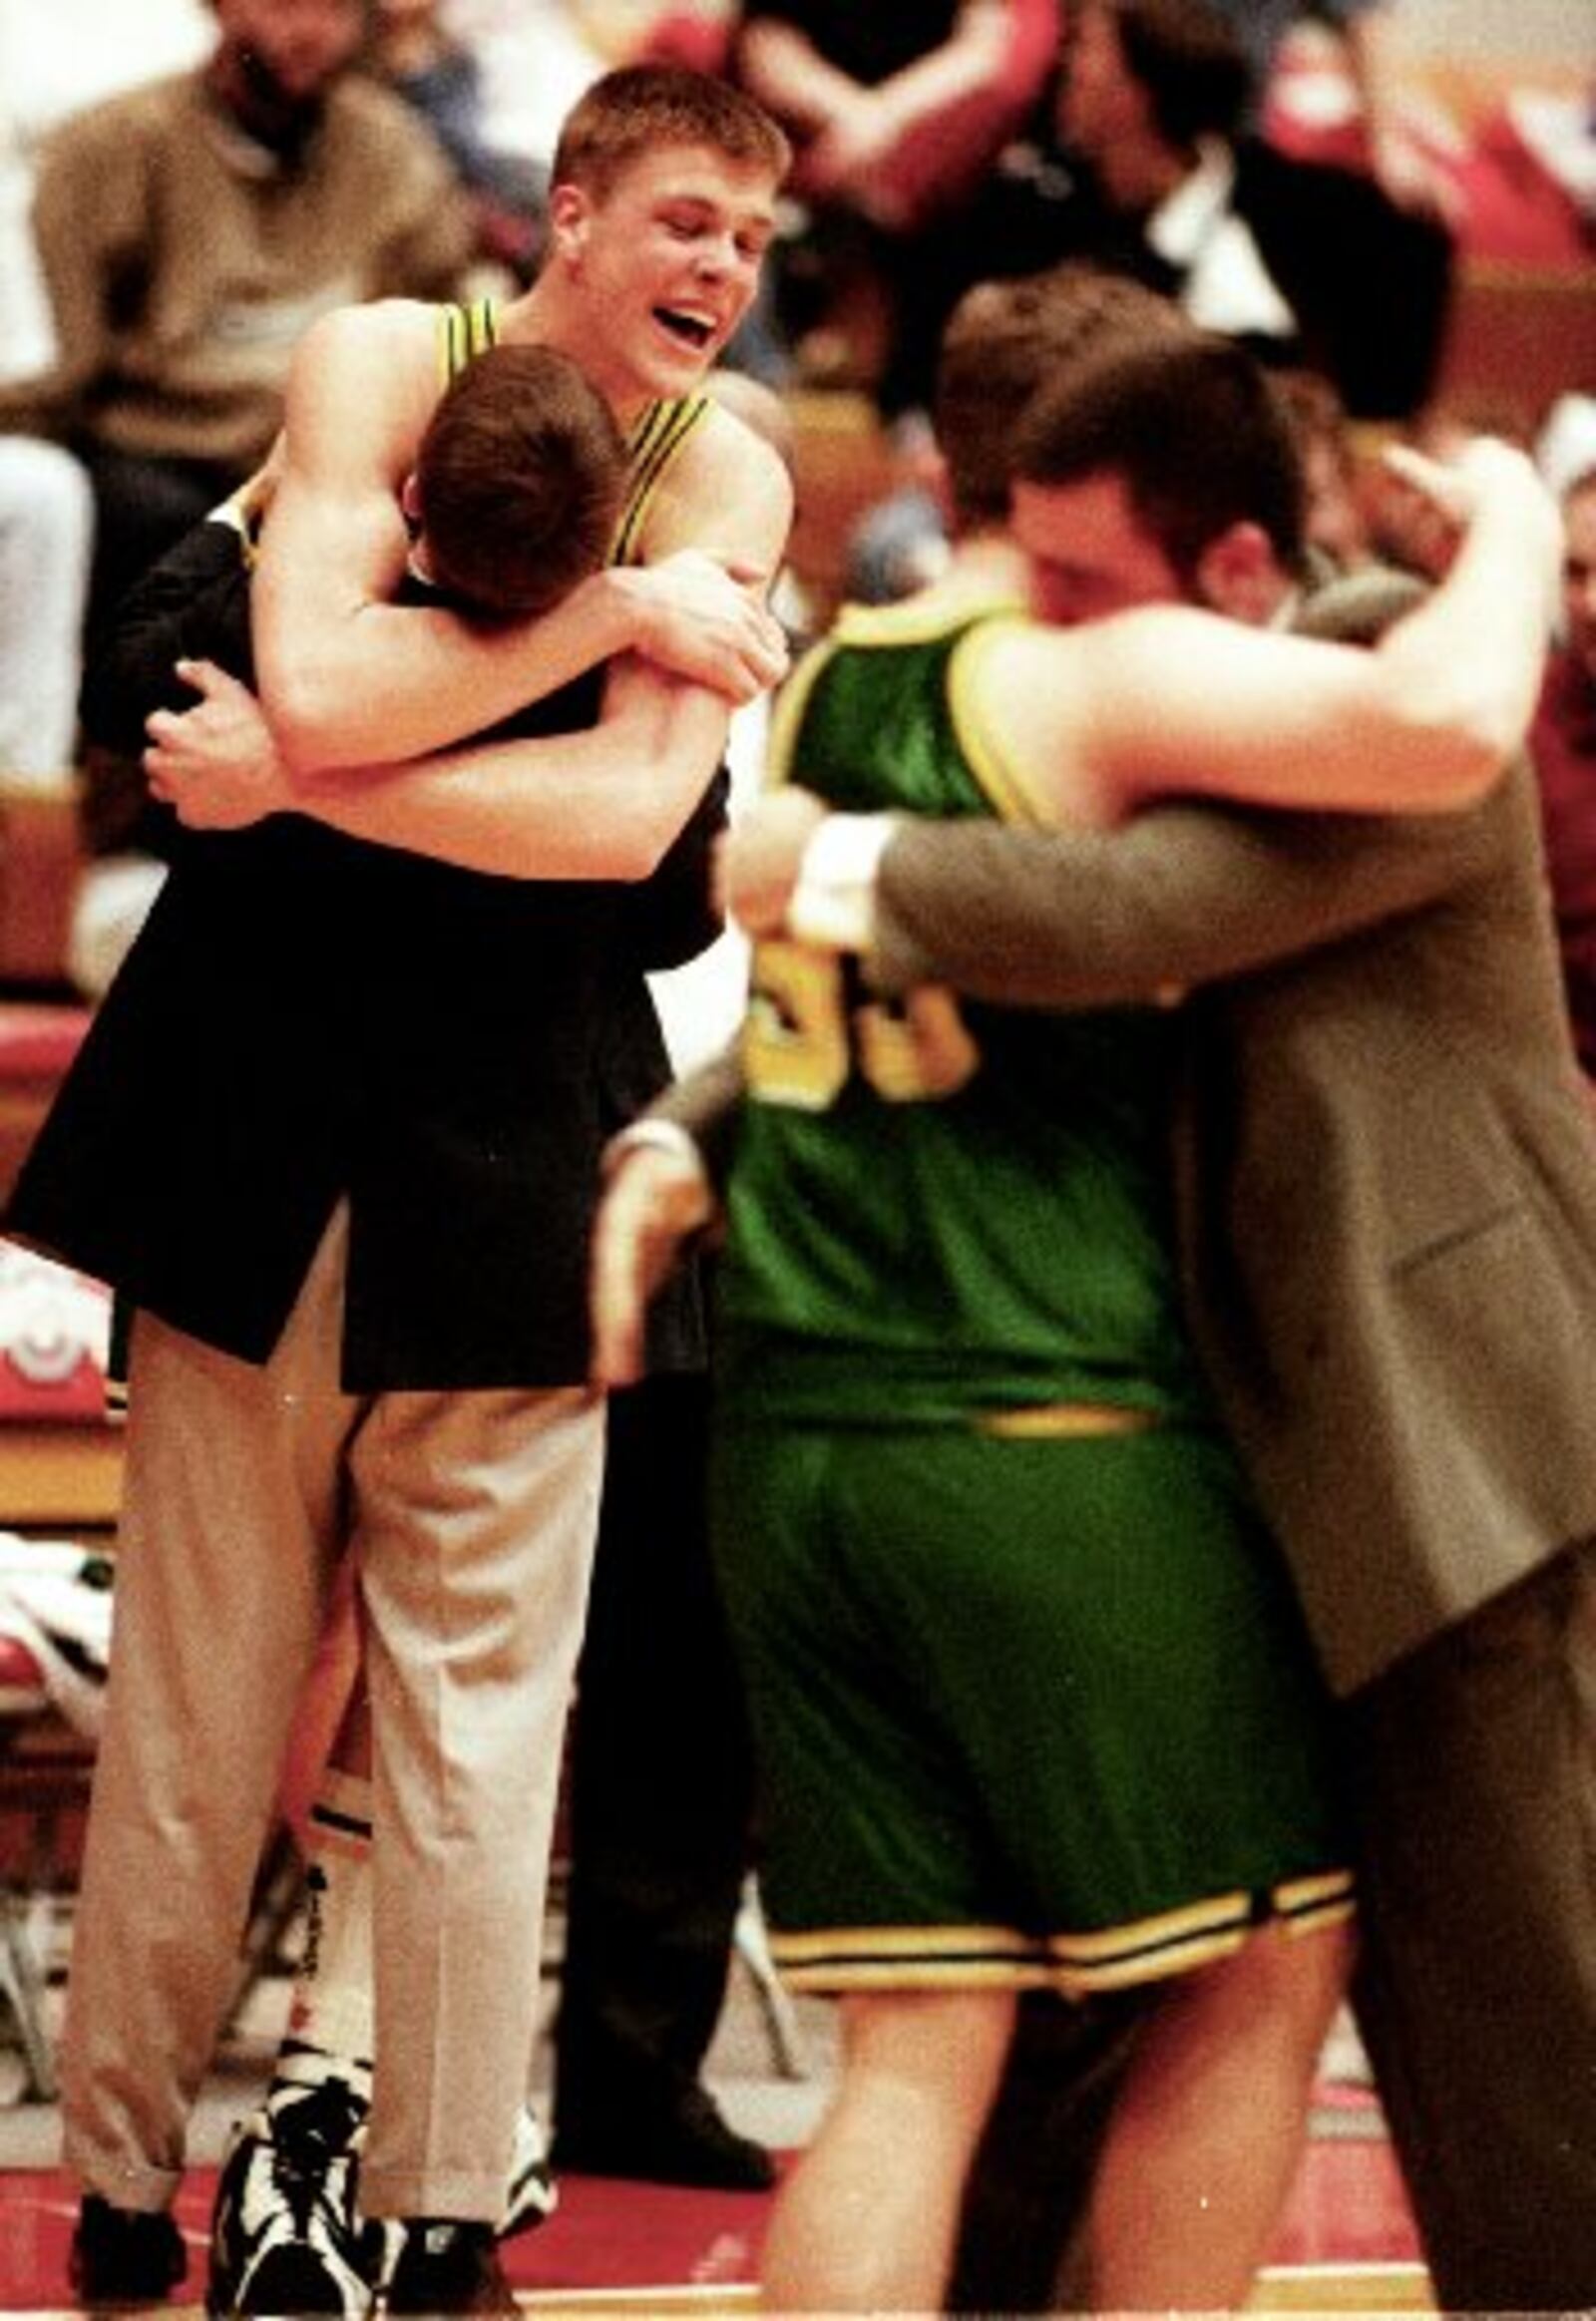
[716,596,1214,1430]
[437,299,708,569]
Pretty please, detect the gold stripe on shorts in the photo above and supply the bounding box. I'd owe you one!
[770,1922,1051,1992]
[974,1402,1161,1440]
[1045,1869,1358,1993]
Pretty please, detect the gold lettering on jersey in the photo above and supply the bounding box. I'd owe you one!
[743,941,850,1110]
[854,987,979,1101]
[746,943,982,1109]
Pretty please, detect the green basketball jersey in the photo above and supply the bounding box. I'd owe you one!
[716,595,1214,1429]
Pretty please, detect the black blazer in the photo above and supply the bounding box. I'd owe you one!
[11,518,721,1386]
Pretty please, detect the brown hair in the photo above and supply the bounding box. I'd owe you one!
[550,64,790,203]
[935,264,1188,530]
[413,344,628,616]
[1016,328,1308,580]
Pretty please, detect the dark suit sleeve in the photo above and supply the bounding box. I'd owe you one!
[620,764,730,972]
[872,783,1508,1006]
[77,516,256,860]
[78,518,253,756]
[649,1041,746,1187]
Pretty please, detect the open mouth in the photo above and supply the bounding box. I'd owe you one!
[655,305,717,353]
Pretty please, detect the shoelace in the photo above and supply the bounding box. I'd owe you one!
[261,2084,368,2242]
[267,2080,369,2159]
[261,2138,354,2245]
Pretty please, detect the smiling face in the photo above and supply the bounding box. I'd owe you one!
[546,144,778,409]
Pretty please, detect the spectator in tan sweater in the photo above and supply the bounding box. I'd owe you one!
[0,0,475,649]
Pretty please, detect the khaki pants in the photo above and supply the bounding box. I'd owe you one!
[62,1207,605,2221]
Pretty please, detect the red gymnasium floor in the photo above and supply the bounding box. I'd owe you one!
[0,2087,1425,2313]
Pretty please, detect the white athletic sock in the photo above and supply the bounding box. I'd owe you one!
[270,1766,374,2113]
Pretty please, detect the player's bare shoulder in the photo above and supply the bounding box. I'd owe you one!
[282,297,453,483]
[645,381,795,578]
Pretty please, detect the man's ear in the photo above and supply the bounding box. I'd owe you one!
[1195,521,1285,624]
[399,471,422,524]
[546,182,591,261]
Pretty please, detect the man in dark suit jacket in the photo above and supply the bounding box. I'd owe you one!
[594,365,1588,2306]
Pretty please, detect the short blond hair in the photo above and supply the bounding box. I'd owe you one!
[551,65,790,204]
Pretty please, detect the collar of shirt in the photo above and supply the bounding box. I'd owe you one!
[1146,138,1296,340]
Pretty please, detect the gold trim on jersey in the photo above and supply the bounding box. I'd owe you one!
[948,612,1059,828]
[427,309,710,575]
[1043,1872,1357,1992]
[760,597,1030,805]
[774,596,1045,830]
[780,1958,1059,1994]
[760,633,842,798]
[437,295,499,386]
[1277,1869,1361,1933]
[826,591,1024,652]
[775,1923,1042,1965]
[610,394,712,568]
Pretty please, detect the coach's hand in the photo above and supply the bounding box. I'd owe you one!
[145,659,292,830]
[590,1135,718,1388]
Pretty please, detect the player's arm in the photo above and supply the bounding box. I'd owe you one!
[307,395,792,872]
[249,304,788,777]
[150,651,738,879]
[295,657,745,879]
[153,405,792,871]
[290,403,793,869]
[981,441,1558,825]
[619,395,794,599]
